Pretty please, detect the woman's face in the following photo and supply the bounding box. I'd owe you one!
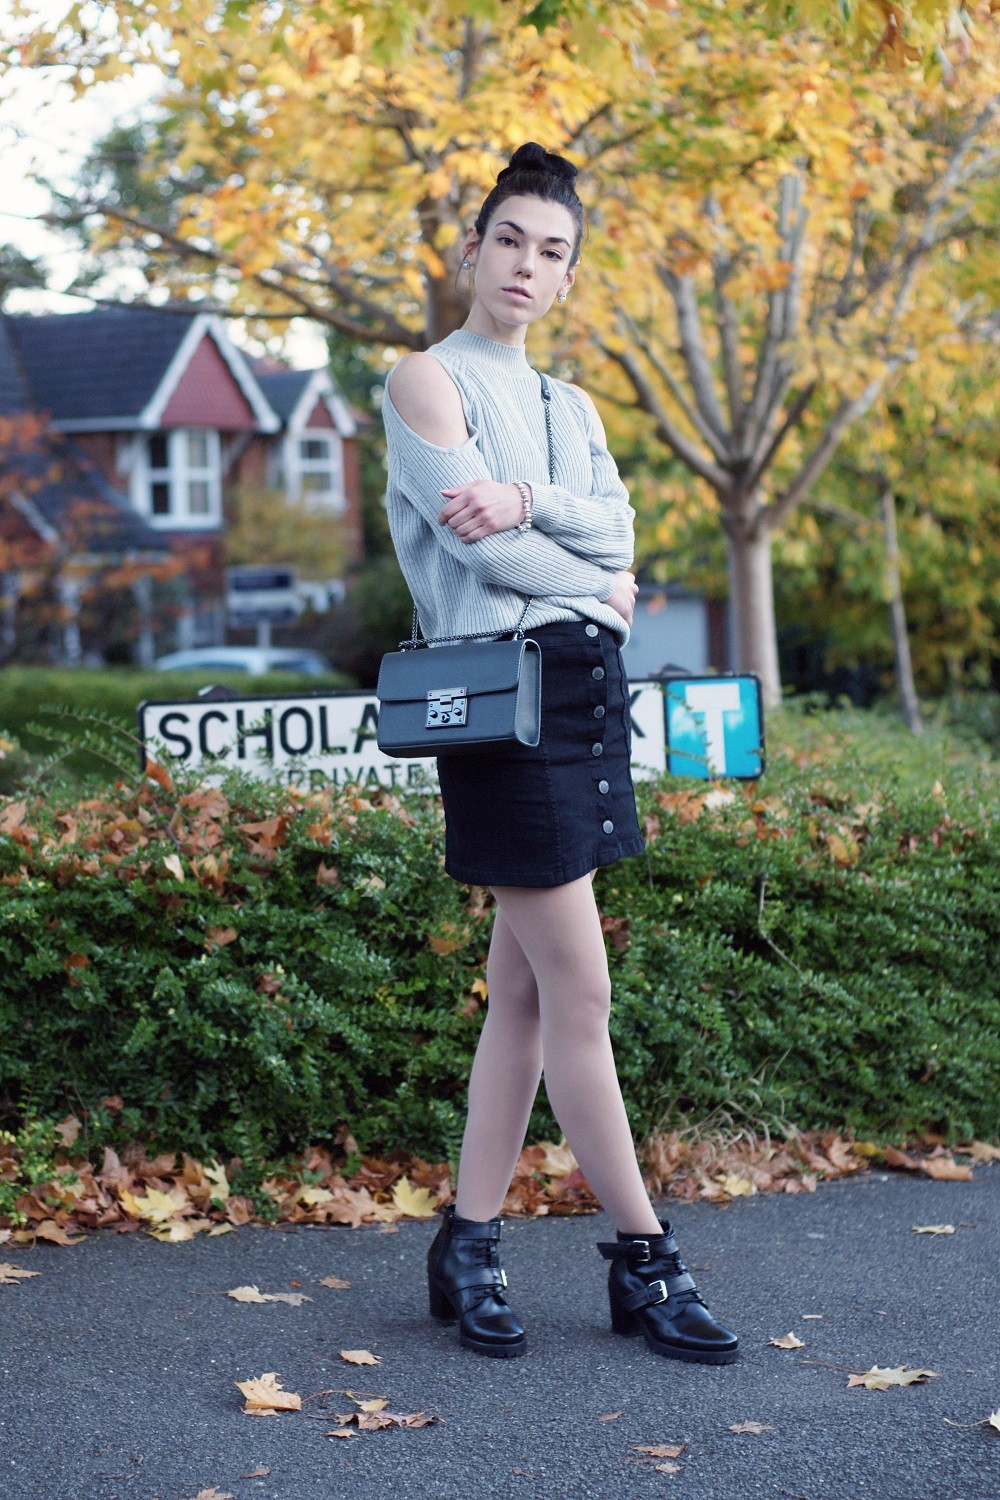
[463,194,577,331]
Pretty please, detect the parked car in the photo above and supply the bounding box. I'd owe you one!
[153,646,331,677]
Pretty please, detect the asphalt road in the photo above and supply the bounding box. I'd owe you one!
[2,1168,998,1500]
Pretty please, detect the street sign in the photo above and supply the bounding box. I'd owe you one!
[661,674,765,779]
[226,565,302,628]
[138,681,672,791]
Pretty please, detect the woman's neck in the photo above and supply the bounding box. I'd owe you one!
[461,308,528,348]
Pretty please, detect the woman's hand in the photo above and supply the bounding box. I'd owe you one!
[604,570,638,626]
[439,480,525,542]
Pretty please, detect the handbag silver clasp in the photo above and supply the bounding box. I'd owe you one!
[426,686,468,729]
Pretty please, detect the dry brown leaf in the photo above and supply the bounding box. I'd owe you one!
[340,1348,380,1365]
[163,853,185,882]
[654,1463,681,1474]
[26,1221,84,1246]
[240,1470,270,1479]
[54,1115,82,1147]
[730,1421,773,1434]
[846,1365,941,1390]
[635,1444,685,1459]
[769,1332,805,1350]
[0,1263,40,1285]
[227,1284,312,1306]
[319,1274,351,1289]
[911,1224,956,1235]
[189,1490,235,1500]
[390,1177,437,1219]
[208,1224,235,1237]
[921,1157,973,1182]
[327,1427,357,1439]
[882,1146,920,1170]
[597,1412,622,1422]
[965,1141,1000,1163]
[235,1371,302,1414]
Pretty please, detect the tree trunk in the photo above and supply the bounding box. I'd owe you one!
[725,512,782,708]
[880,485,924,734]
[425,272,469,345]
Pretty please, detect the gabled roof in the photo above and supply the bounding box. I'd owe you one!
[1,429,165,558]
[1,306,279,433]
[250,360,357,437]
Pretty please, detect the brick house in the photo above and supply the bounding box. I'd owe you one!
[0,305,363,663]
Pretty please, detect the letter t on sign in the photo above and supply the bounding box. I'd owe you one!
[682,681,742,776]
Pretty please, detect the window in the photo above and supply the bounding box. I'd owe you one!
[141,429,221,527]
[291,431,344,510]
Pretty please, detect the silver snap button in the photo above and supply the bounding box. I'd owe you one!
[598,779,609,794]
[591,742,603,757]
[602,820,615,835]
[585,624,599,637]
[592,666,605,680]
[593,705,605,719]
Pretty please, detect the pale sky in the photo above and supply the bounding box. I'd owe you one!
[0,2,328,366]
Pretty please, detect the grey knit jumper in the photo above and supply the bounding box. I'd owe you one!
[382,328,635,646]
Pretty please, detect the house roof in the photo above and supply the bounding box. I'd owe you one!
[3,306,192,423]
[1,428,166,558]
[0,306,280,433]
[251,367,313,423]
[0,315,30,416]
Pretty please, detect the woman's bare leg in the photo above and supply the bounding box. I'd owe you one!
[453,908,544,1221]
[490,874,662,1236]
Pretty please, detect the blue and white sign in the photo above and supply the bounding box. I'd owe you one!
[662,675,764,780]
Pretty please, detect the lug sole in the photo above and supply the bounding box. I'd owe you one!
[636,1327,739,1364]
[458,1330,528,1358]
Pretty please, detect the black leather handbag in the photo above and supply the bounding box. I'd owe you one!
[375,375,556,759]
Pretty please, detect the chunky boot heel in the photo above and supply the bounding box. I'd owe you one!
[598,1221,739,1365]
[428,1279,456,1322]
[426,1205,527,1359]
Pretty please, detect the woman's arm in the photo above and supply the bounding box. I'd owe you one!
[386,354,618,601]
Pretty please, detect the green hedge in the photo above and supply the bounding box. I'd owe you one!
[0,666,355,783]
[0,702,997,1161]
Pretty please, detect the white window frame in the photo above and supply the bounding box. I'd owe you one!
[284,429,345,512]
[133,428,222,529]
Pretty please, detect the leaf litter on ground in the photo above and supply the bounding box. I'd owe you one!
[324,1392,440,1437]
[227,1284,312,1306]
[3,1126,995,1243]
[0,1263,39,1285]
[846,1366,941,1390]
[235,1372,302,1415]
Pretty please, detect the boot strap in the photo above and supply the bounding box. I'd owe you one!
[598,1232,680,1263]
[617,1269,698,1311]
[448,1265,509,1296]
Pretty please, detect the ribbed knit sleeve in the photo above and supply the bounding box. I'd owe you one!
[383,387,615,600]
[527,384,634,570]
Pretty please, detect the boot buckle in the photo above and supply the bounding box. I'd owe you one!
[648,1278,668,1305]
[500,1268,508,1288]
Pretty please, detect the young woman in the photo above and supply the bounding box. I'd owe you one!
[382,142,738,1366]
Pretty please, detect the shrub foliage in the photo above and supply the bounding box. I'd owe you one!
[0,706,997,1161]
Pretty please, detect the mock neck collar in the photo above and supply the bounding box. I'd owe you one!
[439,328,534,373]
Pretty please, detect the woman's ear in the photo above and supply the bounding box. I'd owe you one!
[460,230,480,268]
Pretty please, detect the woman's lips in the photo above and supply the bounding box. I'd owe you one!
[502,287,532,301]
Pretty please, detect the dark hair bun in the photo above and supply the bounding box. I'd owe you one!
[498,141,578,187]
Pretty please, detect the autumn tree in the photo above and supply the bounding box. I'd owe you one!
[14,0,1000,701]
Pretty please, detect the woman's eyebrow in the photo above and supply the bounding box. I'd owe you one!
[495,218,571,248]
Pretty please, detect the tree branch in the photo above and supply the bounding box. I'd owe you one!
[601,341,730,493]
[765,369,892,530]
[658,267,729,442]
[618,312,732,465]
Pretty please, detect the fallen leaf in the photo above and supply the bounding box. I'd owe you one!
[27,1221,84,1246]
[635,1444,685,1459]
[911,1224,956,1235]
[319,1274,351,1289]
[227,1284,312,1306]
[990,1408,1000,1434]
[163,853,185,882]
[965,1141,1000,1163]
[769,1332,805,1350]
[730,1421,773,1434]
[921,1157,973,1182]
[326,1427,357,1439]
[0,1230,11,1245]
[0,1263,40,1285]
[714,1172,755,1198]
[390,1177,437,1219]
[655,1463,681,1474]
[846,1365,941,1390]
[207,1223,235,1236]
[54,1115,82,1147]
[340,1349,380,1365]
[240,1470,270,1479]
[598,1412,622,1421]
[235,1371,302,1414]
[189,1490,235,1500]
[882,1146,920,1170]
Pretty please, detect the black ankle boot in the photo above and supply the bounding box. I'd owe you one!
[427,1205,527,1359]
[598,1221,739,1364]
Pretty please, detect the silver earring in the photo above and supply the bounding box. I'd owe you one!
[461,259,471,269]
[557,290,568,303]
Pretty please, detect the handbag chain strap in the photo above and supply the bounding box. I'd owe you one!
[402,373,555,650]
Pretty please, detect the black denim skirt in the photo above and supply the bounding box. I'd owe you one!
[436,620,645,888]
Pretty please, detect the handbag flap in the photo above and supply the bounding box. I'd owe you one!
[377,639,533,704]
